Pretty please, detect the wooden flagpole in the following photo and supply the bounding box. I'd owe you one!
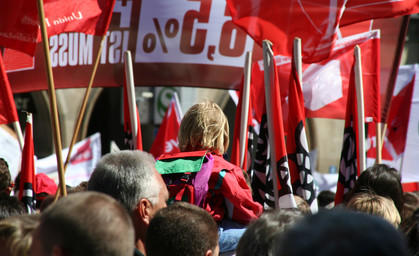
[354,45,366,173]
[124,50,139,149]
[12,121,24,150]
[239,51,252,169]
[54,35,107,200]
[36,0,67,196]
[262,40,280,209]
[293,38,303,84]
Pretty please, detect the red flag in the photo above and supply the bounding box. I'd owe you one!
[287,53,317,212]
[19,113,36,213]
[0,0,116,56]
[43,0,116,37]
[250,30,380,124]
[385,74,415,158]
[335,62,360,205]
[0,51,19,125]
[123,69,142,150]
[149,92,183,158]
[226,0,418,63]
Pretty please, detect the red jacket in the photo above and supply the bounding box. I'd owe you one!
[204,154,263,225]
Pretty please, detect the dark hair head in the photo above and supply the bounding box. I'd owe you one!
[345,164,403,216]
[275,209,410,256]
[146,202,219,256]
[0,158,12,194]
[0,194,26,220]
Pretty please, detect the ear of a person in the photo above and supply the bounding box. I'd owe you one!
[52,246,64,256]
[205,249,214,256]
[137,198,152,225]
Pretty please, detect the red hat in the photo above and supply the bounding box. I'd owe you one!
[35,173,58,195]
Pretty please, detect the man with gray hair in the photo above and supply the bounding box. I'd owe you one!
[87,150,169,256]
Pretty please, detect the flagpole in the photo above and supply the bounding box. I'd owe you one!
[293,38,303,84]
[36,0,67,197]
[239,51,252,169]
[375,122,382,163]
[354,45,366,173]
[262,40,279,209]
[54,35,107,201]
[12,121,24,150]
[124,50,138,149]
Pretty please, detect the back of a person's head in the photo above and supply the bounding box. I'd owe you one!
[346,192,401,227]
[293,195,311,215]
[33,191,135,256]
[0,158,12,195]
[178,100,229,155]
[236,209,303,256]
[345,164,403,215]
[275,209,410,256]
[146,202,219,256]
[0,194,26,220]
[87,150,160,214]
[401,207,419,255]
[0,214,39,256]
[317,190,335,209]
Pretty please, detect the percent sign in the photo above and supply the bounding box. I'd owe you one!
[143,18,179,53]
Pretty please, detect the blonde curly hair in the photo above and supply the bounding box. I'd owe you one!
[178,100,229,155]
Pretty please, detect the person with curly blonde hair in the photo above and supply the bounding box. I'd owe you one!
[346,192,401,228]
[177,100,263,254]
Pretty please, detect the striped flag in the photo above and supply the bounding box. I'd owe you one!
[335,63,359,205]
[19,113,36,213]
[287,53,318,212]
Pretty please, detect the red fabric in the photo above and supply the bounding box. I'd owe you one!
[19,115,36,199]
[157,150,208,160]
[35,173,58,195]
[402,182,419,193]
[250,30,380,125]
[150,94,182,158]
[226,0,345,63]
[226,0,417,63]
[0,52,19,125]
[340,0,419,27]
[0,1,39,55]
[206,155,262,225]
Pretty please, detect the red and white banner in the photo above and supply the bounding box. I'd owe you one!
[36,132,102,187]
[0,52,19,125]
[5,0,258,93]
[250,30,380,126]
[149,92,183,158]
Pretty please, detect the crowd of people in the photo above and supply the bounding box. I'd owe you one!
[0,100,418,256]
